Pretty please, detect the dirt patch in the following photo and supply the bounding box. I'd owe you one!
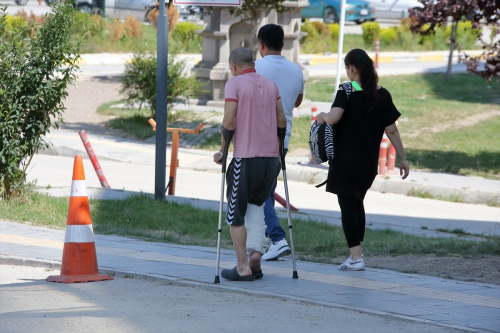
[61,79,125,137]
[407,110,500,137]
[332,254,500,285]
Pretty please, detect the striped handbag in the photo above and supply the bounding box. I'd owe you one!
[308,81,353,164]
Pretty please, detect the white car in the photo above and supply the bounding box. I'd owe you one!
[49,0,156,21]
[366,0,423,20]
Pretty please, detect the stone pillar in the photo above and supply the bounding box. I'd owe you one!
[191,1,309,107]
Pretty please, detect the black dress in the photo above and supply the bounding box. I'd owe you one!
[326,86,401,199]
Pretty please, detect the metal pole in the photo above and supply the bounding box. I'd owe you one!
[155,0,168,200]
[333,0,347,98]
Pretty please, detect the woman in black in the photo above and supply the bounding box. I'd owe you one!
[316,49,410,271]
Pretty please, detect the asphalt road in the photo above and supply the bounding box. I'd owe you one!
[0,264,465,333]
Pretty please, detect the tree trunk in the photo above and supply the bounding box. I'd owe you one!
[250,16,261,60]
[445,21,458,81]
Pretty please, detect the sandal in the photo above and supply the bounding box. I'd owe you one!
[221,267,255,281]
[252,270,264,279]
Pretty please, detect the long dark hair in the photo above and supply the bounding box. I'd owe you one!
[344,49,378,115]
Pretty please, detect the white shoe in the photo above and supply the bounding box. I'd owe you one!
[338,255,365,271]
[262,239,291,261]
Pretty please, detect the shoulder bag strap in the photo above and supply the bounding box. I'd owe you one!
[340,82,352,98]
[351,81,362,92]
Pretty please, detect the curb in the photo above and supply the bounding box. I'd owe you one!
[76,51,483,67]
[306,50,485,66]
[77,53,202,66]
[279,163,499,206]
[0,255,486,333]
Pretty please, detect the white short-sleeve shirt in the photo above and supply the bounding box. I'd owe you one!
[255,55,305,148]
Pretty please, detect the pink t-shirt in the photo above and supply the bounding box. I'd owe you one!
[224,68,281,158]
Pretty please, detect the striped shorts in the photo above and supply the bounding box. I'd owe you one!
[225,157,279,227]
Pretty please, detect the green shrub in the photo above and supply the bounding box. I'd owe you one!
[89,14,105,36]
[311,20,329,35]
[361,21,380,45]
[4,15,26,36]
[379,27,398,45]
[171,22,202,53]
[301,19,319,40]
[120,42,204,116]
[300,19,329,53]
[453,21,480,49]
[328,23,339,39]
[0,2,81,199]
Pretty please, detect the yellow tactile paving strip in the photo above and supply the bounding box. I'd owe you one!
[2,233,499,309]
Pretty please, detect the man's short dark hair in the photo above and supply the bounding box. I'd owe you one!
[258,24,284,52]
[229,47,254,66]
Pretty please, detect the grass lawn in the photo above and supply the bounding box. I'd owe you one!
[304,73,500,179]
[97,73,499,179]
[1,193,499,260]
[97,101,154,140]
[97,101,223,143]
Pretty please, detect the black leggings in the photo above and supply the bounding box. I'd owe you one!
[337,195,366,248]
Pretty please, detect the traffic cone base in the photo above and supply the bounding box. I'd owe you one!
[47,156,113,284]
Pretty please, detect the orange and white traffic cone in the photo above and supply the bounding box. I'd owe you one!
[387,143,397,174]
[377,133,388,177]
[46,156,113,284]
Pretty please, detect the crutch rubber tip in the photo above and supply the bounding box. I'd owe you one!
[293,271,299,279]
[214,276,220,284]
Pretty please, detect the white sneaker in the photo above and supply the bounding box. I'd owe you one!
[338,255,365,271]
[262,239,291,261]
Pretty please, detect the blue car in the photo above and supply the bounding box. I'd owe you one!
[302,0,375,24]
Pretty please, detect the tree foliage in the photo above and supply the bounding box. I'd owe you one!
[0,2,81,199]
[120,42,204,116]
[410,0,500,81]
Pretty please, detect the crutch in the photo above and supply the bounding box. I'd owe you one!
[214,125,234,284]
[278,127,298,279]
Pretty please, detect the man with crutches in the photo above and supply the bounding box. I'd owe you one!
[213,47,287,281]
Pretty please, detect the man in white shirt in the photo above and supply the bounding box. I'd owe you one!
[254,24,305,261]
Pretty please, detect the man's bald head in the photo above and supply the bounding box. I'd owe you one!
[229,47,254,67]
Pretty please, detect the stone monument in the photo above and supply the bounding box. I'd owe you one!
[191,1,310,107]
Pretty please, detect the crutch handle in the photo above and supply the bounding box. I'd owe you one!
[277,127,287,170]
[220,125,234,173]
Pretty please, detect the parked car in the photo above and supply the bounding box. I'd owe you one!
[45,0,101,15]
[14,0,28,5]
[366,0,423,20]
[177,5,202,22]
[105,0,156,22]
[46,0,156,21]
[302,0,375,24]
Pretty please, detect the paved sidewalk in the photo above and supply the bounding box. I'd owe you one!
[41,129,500,206]
[1,220,499,332]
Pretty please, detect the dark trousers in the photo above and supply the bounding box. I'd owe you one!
[337,195,366,248]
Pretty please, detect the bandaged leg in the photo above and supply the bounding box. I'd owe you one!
[245,203,268,254]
